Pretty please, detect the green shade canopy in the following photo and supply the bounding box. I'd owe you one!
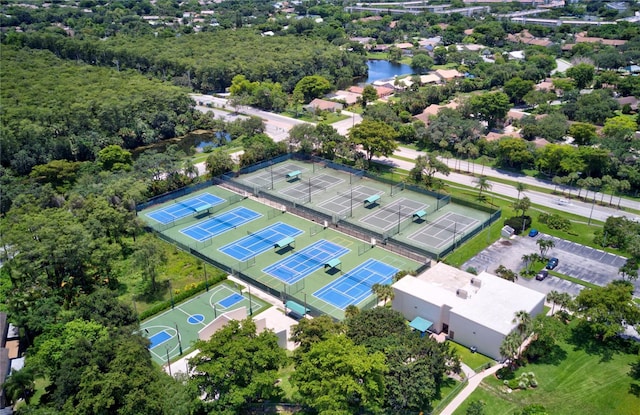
[285,300,309,316]
[409,316,434,333]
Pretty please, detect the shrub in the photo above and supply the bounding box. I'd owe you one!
[538,212,571,231]
[138,273,226,321]
[466,267,478,275]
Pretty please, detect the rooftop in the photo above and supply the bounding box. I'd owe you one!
[395,262,546,335]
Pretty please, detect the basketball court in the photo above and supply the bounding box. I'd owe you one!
[141,281,269,365]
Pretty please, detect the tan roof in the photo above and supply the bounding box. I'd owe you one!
[464,28,474,35]
[375,86,394,97]
[395,42,414,49]
[348,86,364,94]
[420,74,441,84]
[413,101,459,124]
[306,98,342,111]
[435,69,463,80]
[533,137,550,148]
[484,131,521,141]
[536,81,554,91]
[575,34,626,46]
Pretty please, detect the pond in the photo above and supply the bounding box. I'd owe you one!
[132,130,231,157]
[365,60,413,84]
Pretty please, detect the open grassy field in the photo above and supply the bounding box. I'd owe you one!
[452,323,640,415]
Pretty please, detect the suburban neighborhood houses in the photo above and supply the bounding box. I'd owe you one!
[1,0,640,414]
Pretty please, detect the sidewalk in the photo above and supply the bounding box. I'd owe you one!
[438,363,504,415]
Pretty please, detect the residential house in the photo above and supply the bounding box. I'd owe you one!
[616,96,640,111]
[434,69,464,82]
[414,101,459,125]
[304,98,343,113]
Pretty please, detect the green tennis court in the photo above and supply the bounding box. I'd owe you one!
[141,281,270,365]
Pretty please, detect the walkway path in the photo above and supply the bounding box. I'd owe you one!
[439,363,505,415]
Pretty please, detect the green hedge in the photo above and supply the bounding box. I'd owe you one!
[138,272,227,321]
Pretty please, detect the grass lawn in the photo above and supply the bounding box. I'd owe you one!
[452,322,640,415]
[277,361,297,401]
[448,341,495,372]
[116,237,224,314]
[281,109,348,124]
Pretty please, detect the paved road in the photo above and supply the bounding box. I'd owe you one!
[394,147,640,216]
[189,94,640,224]
[373,151,640,224]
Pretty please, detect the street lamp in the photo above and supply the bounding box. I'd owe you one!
[169,280,174,309]
[175,323,183,356]
[588,194,596,226]
[165,346,172,377]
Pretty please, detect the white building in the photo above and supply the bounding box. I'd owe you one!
[392,262,545,360]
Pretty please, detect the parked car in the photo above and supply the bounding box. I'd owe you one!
[528,228,539,237]
[546,257,559,270]
[536,269,549,281]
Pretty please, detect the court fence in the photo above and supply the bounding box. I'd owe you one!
[136,179,214,212]
[139,153,509,316]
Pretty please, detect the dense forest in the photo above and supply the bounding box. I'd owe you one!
[5,29,369,92]
[1,47,195,174]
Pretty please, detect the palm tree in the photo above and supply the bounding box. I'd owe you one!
[475,176,492,201]
[513,310,532,341]
[521,254,534,272]
[557,292,573,312]
[500,331,521,368]
[345,305,360,320]
[536,239,555,259]
[516,182,527,201]
[380,284,395,305]
[546,290,561,315]
[371,283,384,304]
[3,367,35,405]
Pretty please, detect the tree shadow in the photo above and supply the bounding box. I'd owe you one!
[527,344,567,366]
[569,322,639,363]
[629,383,640,397]
[136,279,170,303]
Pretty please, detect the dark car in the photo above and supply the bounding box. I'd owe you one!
[546,257,559,270]
[536,269,549,281]
[528,228,539,237]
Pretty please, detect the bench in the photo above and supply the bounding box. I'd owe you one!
[286,170,301,181]
[364,194,380,206]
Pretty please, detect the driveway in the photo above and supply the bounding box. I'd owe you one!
[462,233,635,298]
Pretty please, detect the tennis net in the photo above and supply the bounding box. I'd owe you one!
[210,215,236,230]
[246,230,278,245]
[296,251,324,267]
[177,200,197,211]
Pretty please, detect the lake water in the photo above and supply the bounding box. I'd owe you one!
[365,60,413,84]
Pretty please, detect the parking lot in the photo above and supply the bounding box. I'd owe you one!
[462,232,636,298]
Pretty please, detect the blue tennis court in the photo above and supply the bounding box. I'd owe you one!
[313,259,399,310]
[218,293,244,308]
[149,330,172,349]
[263,239,349,285]
[219,222,304,261]
[180,207,261,242]
[146,193,225,224]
